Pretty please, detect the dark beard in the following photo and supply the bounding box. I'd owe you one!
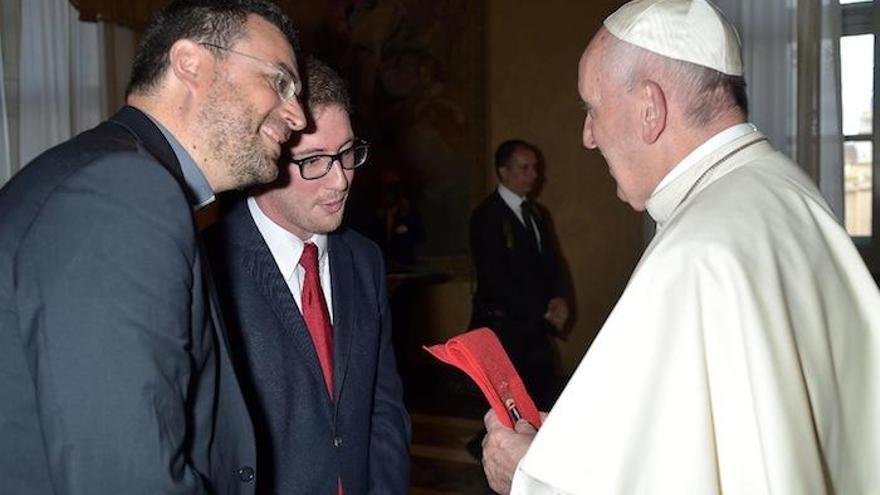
[200,84,278,190]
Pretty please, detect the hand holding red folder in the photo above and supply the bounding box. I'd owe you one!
[423,327,542,429]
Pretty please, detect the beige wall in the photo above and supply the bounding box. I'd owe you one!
[486,0,643,375]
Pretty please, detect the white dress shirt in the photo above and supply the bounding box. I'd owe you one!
[247,197,334,322]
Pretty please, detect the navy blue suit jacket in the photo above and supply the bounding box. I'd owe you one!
[205,199,410,495]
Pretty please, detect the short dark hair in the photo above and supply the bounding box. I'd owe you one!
[301,56,352,115]
[495,139,536,171]
[126,0,299,97]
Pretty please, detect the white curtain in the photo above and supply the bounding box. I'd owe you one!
[714,0,797,156]
[0,33,11,185]
[713,0,844,221]
[0,0,18,186]
[18,0,106,166]
[816,0,844,223]
[0,0,135,187]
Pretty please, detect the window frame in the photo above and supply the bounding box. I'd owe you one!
[841,1,879,264]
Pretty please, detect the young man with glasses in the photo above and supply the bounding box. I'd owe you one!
[205,57,411,495]
[0,1,307,494]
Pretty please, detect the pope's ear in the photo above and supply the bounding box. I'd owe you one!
[640,80,667,144]
[168,39,209,93]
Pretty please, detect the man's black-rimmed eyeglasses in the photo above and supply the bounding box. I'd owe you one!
[291,140,370,180]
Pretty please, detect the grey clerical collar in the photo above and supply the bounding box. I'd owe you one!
[145,114,216,210]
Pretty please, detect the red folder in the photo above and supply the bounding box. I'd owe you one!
[423,327,542,429]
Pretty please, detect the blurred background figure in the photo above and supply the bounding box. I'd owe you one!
[469,139,571,411]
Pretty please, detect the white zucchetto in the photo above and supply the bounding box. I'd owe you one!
[603,0,743,76]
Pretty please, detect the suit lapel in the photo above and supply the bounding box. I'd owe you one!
[328,233,355,405]
[230,203,335,414]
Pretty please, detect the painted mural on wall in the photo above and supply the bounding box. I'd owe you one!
[297,0,484,265]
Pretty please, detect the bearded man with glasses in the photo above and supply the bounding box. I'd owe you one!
[0,1,308,493]
[205,57,411,495]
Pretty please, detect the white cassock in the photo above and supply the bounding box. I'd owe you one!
[512,128,880,494]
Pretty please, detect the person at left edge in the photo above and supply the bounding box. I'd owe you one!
[0,1,306,493]
[205,57,411,494]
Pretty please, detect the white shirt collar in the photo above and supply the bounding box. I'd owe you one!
[652,123,757,195]
[497,183,527,210]
[247,196,328,282]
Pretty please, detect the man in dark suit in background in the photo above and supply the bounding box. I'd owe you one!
[0,1,306,493]
[470,139,570,411]
[206,58,410,495]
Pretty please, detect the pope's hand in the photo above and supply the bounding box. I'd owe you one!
[481,409,537,494]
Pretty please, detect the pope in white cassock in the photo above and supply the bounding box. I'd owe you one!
[480,0,880,494]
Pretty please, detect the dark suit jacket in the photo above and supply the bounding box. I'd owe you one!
[469,190,566,335]
[205,199,411,495]
[0,106,256,494]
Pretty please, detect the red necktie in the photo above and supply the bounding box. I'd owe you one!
[299,243,334,398]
